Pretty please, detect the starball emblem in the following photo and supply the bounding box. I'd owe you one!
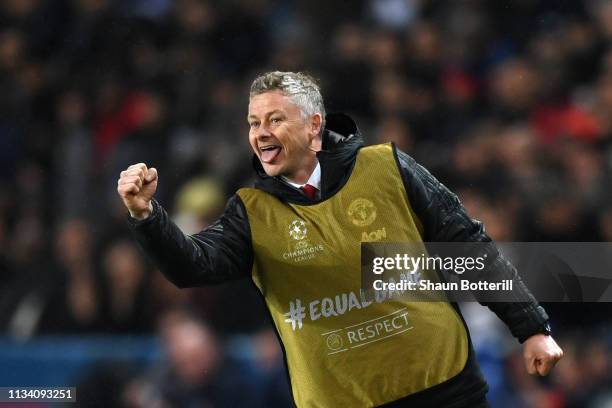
[283,219,324,262]
[289,219,308,241]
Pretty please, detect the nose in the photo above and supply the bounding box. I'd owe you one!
[254,124,273,140]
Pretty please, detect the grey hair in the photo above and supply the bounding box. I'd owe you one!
[250,71,326,132]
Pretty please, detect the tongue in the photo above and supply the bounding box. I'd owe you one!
[261,147,281,163]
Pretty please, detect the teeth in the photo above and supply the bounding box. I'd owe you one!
[260,146,279,151]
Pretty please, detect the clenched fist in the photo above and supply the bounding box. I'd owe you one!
[117,163,158,220]
[523,334,563,376]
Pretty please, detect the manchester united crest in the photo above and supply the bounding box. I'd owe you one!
[347,198,377,227]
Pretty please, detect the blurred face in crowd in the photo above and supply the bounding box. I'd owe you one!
[248,91,322,184]
[103,241,144,291]
[56,219,90,265]
[161,316,219,385]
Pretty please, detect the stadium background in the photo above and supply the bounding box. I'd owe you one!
[0,0,611,406]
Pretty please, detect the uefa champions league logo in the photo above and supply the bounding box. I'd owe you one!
[283,219,324,262]
[289,219,308,241]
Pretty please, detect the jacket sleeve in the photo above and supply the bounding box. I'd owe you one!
[126,195,253,288]
[395,147,550,343]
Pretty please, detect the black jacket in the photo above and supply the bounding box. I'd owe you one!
[128,113,550,407]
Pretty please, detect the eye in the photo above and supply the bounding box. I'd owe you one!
[271,117,282,124]
[249,121,260,129]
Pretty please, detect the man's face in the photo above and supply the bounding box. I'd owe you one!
[248,91,321,183]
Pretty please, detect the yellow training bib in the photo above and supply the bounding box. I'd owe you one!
[237,144,468,408]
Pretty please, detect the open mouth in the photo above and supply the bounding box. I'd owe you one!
[260,145,282,163]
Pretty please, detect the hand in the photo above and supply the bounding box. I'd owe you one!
[523,334,563,376]
[117,163,158,220]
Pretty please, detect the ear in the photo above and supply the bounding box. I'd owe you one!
[310,113,323,138]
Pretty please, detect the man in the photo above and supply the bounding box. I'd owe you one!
[118,71,563,407]
[126,308,258,407]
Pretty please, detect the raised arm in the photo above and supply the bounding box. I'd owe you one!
[118,163,253,287]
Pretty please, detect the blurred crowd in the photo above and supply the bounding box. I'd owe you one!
[0,0,611,406]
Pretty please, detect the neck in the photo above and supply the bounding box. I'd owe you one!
[286,158,318,185]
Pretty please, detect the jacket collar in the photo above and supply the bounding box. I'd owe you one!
[252,113,364,204]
